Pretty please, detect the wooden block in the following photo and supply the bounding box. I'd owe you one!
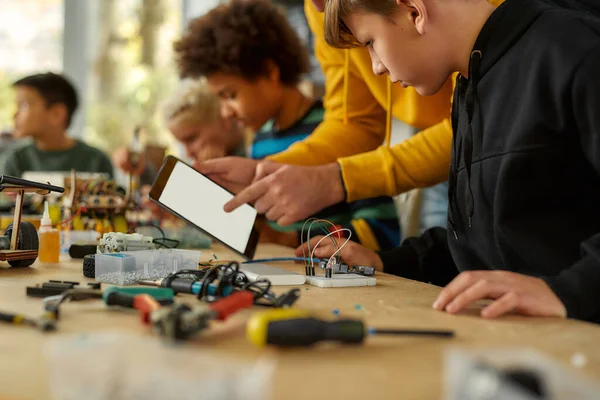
[0,250,38,261]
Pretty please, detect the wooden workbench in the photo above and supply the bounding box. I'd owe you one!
[1,243,599,400]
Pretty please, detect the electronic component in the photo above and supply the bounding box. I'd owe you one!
[26,280,101,298]
[353,265,376,276]
[300,218,353,279]
[195,261,300,308]
[97,232,156,253]
[318,260,376,277]
[247,309,455,348]
[151,290,254,341]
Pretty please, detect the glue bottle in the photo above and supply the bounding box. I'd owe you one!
[39,201,60,263]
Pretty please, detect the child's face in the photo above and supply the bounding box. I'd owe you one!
[13,86,57,138]
[206,72,282,132]
[169,117,236,163]
[345,8,452,96]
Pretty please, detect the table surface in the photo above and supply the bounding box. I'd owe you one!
[1,243,599,400]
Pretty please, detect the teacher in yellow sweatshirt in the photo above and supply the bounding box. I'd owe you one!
[198,0,503,227]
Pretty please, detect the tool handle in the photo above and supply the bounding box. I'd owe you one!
[104,291,135,308]
[168,278,196,294]
[163,279,228,296]
[0,175,64,193]
[264,318,366,347]
[209,291,254,320]
[0,312,18,323]
[133,294,161,324]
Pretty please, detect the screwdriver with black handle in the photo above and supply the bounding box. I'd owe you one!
[247,309,455,348]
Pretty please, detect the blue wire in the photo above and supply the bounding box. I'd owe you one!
[242,257,322,264]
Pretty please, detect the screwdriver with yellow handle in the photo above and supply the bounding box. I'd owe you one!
[247,309,455,348]
[0,311,56,332]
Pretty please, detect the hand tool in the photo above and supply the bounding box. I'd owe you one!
[151,290,255,341]
[0,310,56,332]
[43,286,174,319]
[26,280,101,298]
[246,309,455,348]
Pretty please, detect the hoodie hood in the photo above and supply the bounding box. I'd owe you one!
[473,0,600,78]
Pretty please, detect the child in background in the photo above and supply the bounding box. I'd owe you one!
[114,79,247,218]
[300,0,600,322]
[114,79,246,175]
[1,73,113,177]
[174,0,400,251]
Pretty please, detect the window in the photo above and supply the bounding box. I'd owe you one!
[0,0,64,133]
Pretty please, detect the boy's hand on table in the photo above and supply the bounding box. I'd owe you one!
[294,236,384,271]
[433,270,567,319]
[224,162,345,226]
[196,157,259,194]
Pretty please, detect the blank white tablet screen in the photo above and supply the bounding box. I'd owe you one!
[158,161,257,254]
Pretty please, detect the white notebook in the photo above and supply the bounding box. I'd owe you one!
[239,263,306,286]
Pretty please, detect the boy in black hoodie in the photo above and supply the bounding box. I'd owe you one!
[297,0,600,323]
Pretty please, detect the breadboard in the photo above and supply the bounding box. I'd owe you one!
[306,273,376,288]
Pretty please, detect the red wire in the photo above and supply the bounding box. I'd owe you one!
[329,224,344,240]
[54,205,88,228]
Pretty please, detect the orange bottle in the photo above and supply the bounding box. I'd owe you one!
[39,201,60,263]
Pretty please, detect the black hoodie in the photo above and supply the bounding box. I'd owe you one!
[380,0,600,322]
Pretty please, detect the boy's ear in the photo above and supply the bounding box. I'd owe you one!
[264,59,281,84]
[396,0,428,35]
[47,103,69,129]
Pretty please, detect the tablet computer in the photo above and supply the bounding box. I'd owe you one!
[149,156,261,260]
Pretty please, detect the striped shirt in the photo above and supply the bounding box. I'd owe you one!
[250,100,400,251]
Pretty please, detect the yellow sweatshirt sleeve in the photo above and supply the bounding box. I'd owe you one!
[268,1,387,166]
[340,72,460,202]
[339,118,452,202]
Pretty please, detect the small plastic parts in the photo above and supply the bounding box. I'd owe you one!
[94,249,201,285]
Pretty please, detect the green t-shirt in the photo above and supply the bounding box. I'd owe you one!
[1,140,114,178]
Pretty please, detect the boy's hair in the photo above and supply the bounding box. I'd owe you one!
[13,72,79,128]
[174,0,310,85]
[162,79,221,126]
[324,0,398,48]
